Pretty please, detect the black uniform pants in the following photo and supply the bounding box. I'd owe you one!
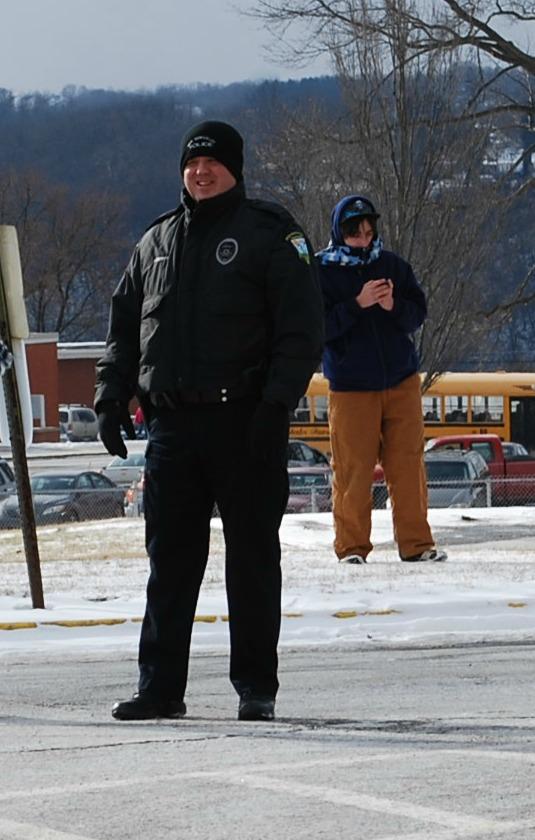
[138,398,289,702]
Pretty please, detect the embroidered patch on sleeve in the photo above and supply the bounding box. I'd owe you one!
[286,231,310,265]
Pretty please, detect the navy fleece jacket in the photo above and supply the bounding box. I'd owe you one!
[319,195,427,391]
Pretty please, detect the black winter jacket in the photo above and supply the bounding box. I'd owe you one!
[95,183,324,410]
[320,249,426,391]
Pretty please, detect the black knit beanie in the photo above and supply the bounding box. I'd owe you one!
[179,120,244,182]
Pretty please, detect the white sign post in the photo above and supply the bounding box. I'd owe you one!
[0,225,44,608]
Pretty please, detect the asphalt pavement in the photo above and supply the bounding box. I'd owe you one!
[1,642,534,840]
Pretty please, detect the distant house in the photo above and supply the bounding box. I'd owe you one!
[19,337,104,442]
[25,333,60,443]
[57,341,106,409]
[22,338,137,442]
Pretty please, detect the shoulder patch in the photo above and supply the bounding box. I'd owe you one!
[286,231,310,265]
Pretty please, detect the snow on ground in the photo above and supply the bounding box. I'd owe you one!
[1,506,535,656]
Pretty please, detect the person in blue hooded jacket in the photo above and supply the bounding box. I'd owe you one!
[318,195,446,564]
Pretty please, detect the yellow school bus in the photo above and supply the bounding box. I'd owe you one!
[290,371,535,454]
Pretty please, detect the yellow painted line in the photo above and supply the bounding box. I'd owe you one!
[0,610,406,631]
[135,614,225,624]
[42,618,127,627]
[0,622,38,631]
[508,602,527,609]
[332,609,401,619]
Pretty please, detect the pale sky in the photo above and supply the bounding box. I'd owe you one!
[0,0,332,95]
[1,1,532,96]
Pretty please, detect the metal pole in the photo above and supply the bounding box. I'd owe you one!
[0,269,44,608]
[486,477,492,508]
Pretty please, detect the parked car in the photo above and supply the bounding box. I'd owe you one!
[101,452,146,487]
[0,470,125,528]
[373,448,490,510]
[425,433,535,505]
[286,464,333,513]
[0,458,15,499]
[59,405,99,442]
[424,450,489,508]
[501,441,529,458]
[124,472,145,518]
[125,449,333,518]
[287,440,330,467]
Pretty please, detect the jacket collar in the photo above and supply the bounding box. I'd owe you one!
[182,181,245,226]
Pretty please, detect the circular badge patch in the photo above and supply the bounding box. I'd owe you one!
[216,238,239,265]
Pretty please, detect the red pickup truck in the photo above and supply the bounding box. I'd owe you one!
[424,434,535,506]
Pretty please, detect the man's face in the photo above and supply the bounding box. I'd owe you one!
[183,156,237,201]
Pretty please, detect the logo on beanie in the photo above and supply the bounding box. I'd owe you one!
[186,135,216,152]
[216,238,239,265]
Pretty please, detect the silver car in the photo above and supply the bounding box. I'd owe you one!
[101,452,146,487]
[425,450,489,508]
[59,405,99,442]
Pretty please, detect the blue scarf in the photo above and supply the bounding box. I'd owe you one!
[317,237,383,267]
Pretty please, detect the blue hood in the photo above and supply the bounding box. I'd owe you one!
[330,194,379,246]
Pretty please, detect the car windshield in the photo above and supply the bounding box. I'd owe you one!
[31,475,76,492]
[426,462,469,480]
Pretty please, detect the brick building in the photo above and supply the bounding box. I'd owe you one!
[20,338,138,443]
[19,337,106,442]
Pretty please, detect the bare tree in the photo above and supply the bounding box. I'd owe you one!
[249,0,534,374]
[250,9,525,375]
[0,169,128,339]
[252,1,535,74]
[252,1,535,171]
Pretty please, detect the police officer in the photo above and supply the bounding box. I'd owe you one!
[95,120,324,722]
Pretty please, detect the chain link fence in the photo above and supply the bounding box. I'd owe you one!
[1,470,535,528]
[0,484,127,528]
[373,476,535,510]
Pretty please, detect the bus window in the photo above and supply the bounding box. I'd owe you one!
[445,395,468,423]
[471,395,503,423]
[314,396,328,422]
[422,396,440,422]
[293,396,310,422]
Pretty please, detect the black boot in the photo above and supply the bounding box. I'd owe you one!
[238,692,275,721]
[112,693,186,721]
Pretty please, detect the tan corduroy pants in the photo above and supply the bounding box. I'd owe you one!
[329,373,434,560]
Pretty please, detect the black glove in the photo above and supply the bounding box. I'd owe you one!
[249,401,290,462]
[97,400,136,459]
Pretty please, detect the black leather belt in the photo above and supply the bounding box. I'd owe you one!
[150,386,255,407]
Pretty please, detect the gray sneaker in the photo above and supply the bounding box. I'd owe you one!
[339,554,367,564]
[401,548,447,563]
